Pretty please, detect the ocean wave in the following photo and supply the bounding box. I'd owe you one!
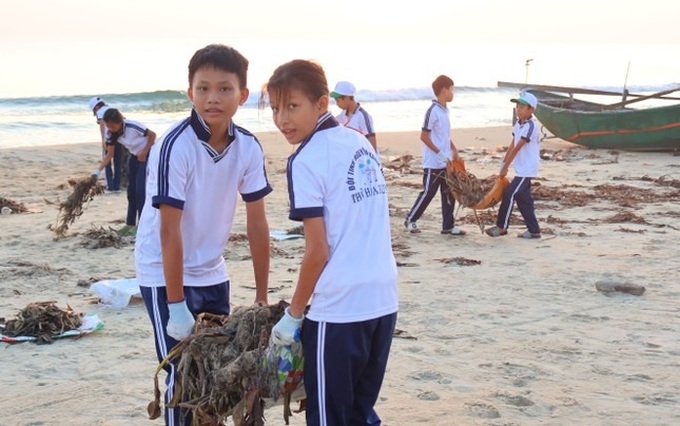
[2,83,677,115]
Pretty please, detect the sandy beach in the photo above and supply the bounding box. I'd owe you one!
[1,126,679,426]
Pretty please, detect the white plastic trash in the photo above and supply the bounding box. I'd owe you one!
[90,278,141,308]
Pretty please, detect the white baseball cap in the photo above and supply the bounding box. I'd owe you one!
[330,81,356,98]
[510,92,538,109]
[88,96,106,111]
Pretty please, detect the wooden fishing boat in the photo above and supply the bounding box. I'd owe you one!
[498,82,680,151]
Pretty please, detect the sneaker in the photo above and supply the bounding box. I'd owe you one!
[441,226,466,235]
[485,226,508,237]
[518,230,541,239]
[404,220,421,234]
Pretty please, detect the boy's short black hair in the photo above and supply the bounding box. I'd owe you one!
[432,75,454,96]
[188,44,249,89]
[102,108,124,123]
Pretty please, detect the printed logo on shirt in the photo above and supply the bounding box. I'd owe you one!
[346,147,386,203]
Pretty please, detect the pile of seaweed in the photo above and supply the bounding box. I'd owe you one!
[149,302,303,426]
[0,301,83,344]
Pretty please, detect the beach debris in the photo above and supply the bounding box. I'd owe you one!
[80,225,131,249]
[384,154,415,172]
[149,302,305,426]
[0,197,29,214]
[49,176,106,239]
[595,280,646,296]
[0,301,83,344]
[434,257,482,266]
[393,328,417,340]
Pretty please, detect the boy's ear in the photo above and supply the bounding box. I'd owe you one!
[239,88,250,106]
[318,94,329,112]
[187,86,194,103]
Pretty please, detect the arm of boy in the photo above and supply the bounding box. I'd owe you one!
[159,205,194,340]
[500,139,527,177]
[449,140,459,160]
[94,144,116,176]
[271,217,329,345]
[245,198,270,306]
[420,130,449,162]
[137,129,157,162]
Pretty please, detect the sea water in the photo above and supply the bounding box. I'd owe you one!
[1,84,677,150]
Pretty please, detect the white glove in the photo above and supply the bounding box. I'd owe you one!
[436,151,449,163]
[167,300,195,341]
[271,307,304,346]
[92,168,100,177]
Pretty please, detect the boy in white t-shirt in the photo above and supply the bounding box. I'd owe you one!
[264,60,398,426]
[92,108,156,233]
[88,96,123,191]
[134,44,272,426]
[404,75,465,235]
[330,81,378,152]
[486,91,542,239]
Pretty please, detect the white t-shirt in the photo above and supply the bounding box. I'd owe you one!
[512,116,541,177]
[135,109,272,287]
[335,104,375,137]
[287,112,398,323]
[105,119,149,156]
[421,100,452,169]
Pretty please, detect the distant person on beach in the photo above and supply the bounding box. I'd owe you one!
[88,96,123,191]
[134,44,271,426]
[263,59,398,426]
[404,74,465,235]
[330,81,378,152]
[92,108,156,235]
[485,91,542,239]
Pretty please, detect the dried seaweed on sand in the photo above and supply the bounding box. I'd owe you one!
[0,197,29,214]
[49,176,105,239]
[80,225,130,249]
[148,302,304,426]
[1,301,83,344]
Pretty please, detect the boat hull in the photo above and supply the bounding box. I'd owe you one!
[528,90,680,151]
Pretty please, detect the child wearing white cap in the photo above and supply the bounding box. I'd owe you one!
[486,91,542,238]
[330,81,378,152]
[88,96,123,192]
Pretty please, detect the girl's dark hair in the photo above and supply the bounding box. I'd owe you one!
[188,44,249,89]
[259,60,328,109]
[432,75,454,96]
[102,108,124,124]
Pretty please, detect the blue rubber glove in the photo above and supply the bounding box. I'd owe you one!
[436,151,449,163]
[92,168,100,178]
[271,307,303,346]
[167,300,195,341]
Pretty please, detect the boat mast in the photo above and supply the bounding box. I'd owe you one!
[622,61,631,103]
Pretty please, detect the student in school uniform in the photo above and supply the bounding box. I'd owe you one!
[330,80,378,152]
[88,96,123,191]
[404,74,466,235]
[92,108,156,234]
[486,91,542,239]
[264,60,398,426]
[134,44,272,426]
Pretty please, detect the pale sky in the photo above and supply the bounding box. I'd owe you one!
[1,0,679,98]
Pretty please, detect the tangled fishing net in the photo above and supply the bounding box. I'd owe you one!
[148,302,305,426]
[49,176,106,239]
[0,301,83,344]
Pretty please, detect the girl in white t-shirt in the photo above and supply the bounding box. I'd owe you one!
[262,59,398,426]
